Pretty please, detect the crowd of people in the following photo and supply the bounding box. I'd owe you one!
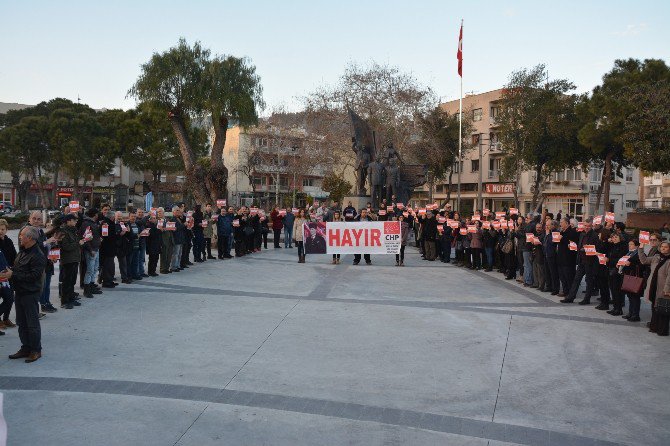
[410,205,670,337]
[0,198,668,364]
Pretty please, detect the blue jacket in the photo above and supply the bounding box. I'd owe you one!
[283,212,295,230]
[216,214,234,237]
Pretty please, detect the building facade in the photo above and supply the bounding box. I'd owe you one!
[224,125,328,208]
[639,173,670,209]
[432,89,640,221]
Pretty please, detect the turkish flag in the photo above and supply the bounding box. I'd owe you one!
[457,23,463,77]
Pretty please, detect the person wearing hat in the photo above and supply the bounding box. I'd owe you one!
[59,214,85,309]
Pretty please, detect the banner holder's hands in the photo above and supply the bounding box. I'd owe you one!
[0,268,12,280]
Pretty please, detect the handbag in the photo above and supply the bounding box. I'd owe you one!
[621,274,644,295]
[502,239,514,254]
[656,296,670,316]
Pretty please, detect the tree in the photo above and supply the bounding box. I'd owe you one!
[129,38,264,204]
[321,173,352,203]
[408,106,474,205]
[622,78,670,173]
[204,55,264,201]
[302,62,435,184]
[577,59,670,214]
[497,64,585,211]
[116,104,207,183]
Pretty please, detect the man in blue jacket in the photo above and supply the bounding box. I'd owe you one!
[216,207,234,259]
[283,210,295,248]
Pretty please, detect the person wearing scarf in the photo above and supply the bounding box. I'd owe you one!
[620,239,642,321]
[639,241,670,336]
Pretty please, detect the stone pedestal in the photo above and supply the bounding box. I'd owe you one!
[343,196,371,213]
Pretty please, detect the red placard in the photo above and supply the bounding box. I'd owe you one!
[584,244,597,256]
[551,232,561,243]
[216,199,227,208]
[48,248,61,261]
[69,201,80,212]
[569,241,578,251]
[101,223,109,237]
[639,231,650,245]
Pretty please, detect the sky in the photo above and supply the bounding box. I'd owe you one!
[1,0,669,113]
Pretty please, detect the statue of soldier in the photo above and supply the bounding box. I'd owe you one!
[385,157,400,203]
[354,141,371,196]
[381,143,398,166]
[368,159,384,209]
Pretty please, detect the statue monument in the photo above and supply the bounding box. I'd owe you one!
[346,107,426,209]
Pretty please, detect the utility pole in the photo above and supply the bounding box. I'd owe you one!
[477,133,483,211]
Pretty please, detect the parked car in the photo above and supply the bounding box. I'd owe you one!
[0,202,13,212]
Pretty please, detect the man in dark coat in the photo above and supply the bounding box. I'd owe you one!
[562,218,599,304]
[2,226,47,363]
[99,211,118,288]
[556,217,578,296]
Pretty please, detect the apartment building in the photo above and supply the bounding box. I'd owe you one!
[435,90,639,221]
[224,125,328,208]
[640,172,670,209]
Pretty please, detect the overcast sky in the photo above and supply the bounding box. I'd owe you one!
[1,0,668,113]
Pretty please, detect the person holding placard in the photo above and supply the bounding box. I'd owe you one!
[600,232,626,312]
[531,223,546,290]
[468,220,483,269]
[331,211,343,264]
[556,218,578,297]
[620,239,642,321]
[126,211,142,281]
[115,211,132,283]
[203,204,216,260]
[353,209,373,265]
[543,220,560,295]
[562,218,599,304]
[99,211,119,287]
[192,205,205,262]
[215,207,233,259]
[145,215,162,277]
[170,207,185,272]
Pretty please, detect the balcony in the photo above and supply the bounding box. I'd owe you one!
[489,142,502,152]
[487,170,499,180]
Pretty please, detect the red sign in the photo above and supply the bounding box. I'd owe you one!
[485,183,515,194]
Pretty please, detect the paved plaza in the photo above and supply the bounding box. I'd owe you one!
[0,238,668,445]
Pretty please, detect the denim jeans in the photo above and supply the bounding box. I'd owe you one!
[39,272,53,306]
[128,249,140,279]
[523,251,534,285]
[284,227,293,247]
[84,251,99,284]
[485,247,494,268]
[171,244,183,270]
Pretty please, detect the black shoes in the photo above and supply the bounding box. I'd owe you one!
[594,304,609,310]
[560,298,574,304]
[578,300,590,305]
[41,303,58,313]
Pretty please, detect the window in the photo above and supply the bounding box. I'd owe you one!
[566,169,574,181]
[471,160,479,172]
[160,174,167,183]
[253,176,264,186]
[256,138,268,148]
[590,167,602,183]
[472,134,480,145]
[473,108,483,121]
[490,106,500,118]
[626,168,634,182]
[625,200,637,209]
[575,169,582,181]
[555,170,565,181]
[654,173,662,180]
[302,178,314,187]
[453,161,464,173]
[280,177,289,187]
[176,176,185,183]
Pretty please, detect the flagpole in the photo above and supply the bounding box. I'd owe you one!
[457,19,463,213]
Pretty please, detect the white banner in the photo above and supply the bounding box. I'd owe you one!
[326,221,401,254]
